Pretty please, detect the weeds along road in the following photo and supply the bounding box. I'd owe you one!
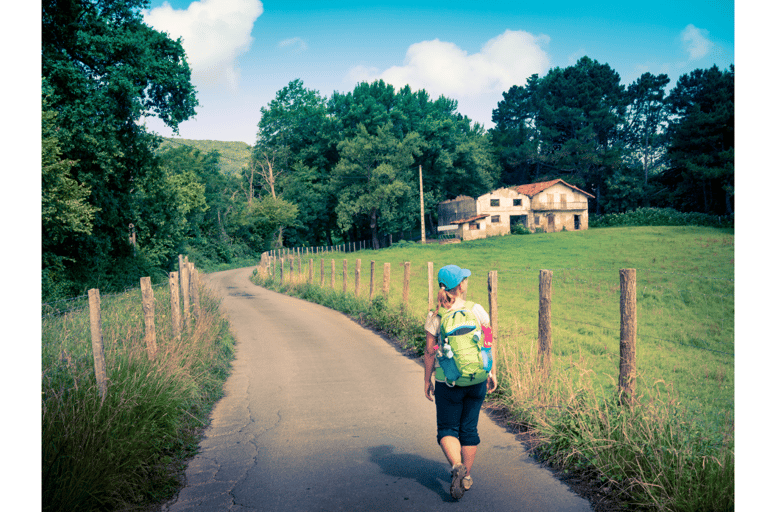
[162,266,592,512]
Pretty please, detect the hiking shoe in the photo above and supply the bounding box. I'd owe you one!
[450,463,467,500]
[462,475,473,490]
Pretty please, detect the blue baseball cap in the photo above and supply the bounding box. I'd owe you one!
[438,265,471,290]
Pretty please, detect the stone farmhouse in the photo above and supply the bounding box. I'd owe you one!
[437,179,595,241]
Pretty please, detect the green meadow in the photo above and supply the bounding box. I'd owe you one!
[258,225,734,511]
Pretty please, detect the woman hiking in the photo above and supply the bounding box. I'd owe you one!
[423,264,497,500]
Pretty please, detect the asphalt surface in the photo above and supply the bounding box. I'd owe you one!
[161,266,592,512]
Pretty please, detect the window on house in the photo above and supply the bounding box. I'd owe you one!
[490,199,500,207]
[491,215,500,223]
[513,199,522,206]
[535,216,540,225]
[469,223,480,230]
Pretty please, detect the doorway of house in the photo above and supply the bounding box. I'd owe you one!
[574,214,581,230]
[509,215,527,232]
[547,214,555,232]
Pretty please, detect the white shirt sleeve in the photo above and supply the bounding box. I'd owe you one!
[472,303,490,327]
[424,310,440,336]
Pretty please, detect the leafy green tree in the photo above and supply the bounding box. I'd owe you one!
[130,164,207,268]
[42,0,197,295]
[536,57,626,212]
[42,84,100,299]
[661,65,734,215]
[491,57,627,213]
[622,72,670,185]
[330,81,497,234]
[229,194,299,254]
[329,80,399,138]
[333,122,421,249]
[490,76,542,185]
[255,79,339,246]
[253,79,498,244]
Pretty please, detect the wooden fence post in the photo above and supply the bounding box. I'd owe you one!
[180,258,191,330]
[140,277,158,360]
[369,261,376,300]
[189,262,200,320]
[320,258,325,287]
[427,262,434,312]
[343,259,348,294]
[289,258,294,283]
[280,258,285,285]
[331,259,336,290]
[169,271,181,341]
[194,267,203,318]
[355,259,361,297]
[403,262,411,306]
[619,269,637,402]
[88,289,107,402]
[383,262,391,297]
[309,259,314,284]
[487,271,498,333]
[538,269,553,376]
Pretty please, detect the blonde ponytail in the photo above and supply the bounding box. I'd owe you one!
[436,281,461,313]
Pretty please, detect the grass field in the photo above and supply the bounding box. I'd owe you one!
[41,281,235,511]
[258,225,734,511]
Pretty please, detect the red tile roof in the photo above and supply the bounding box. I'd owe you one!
[515,179,595,199]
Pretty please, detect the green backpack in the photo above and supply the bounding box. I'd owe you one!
[436,301,488,387]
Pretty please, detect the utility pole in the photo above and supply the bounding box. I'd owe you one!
[419,165,426,244]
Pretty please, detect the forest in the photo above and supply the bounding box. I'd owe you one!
[42,0,734,301]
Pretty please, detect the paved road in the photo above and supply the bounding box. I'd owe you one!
[162,266,592,512]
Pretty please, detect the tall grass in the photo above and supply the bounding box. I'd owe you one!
[42,280,235,511]
[254,226,734,511]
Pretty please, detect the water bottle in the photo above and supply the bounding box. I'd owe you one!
[439,340,461,383]
[478,326,493,372]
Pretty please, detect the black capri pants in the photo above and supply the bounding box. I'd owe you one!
[434,379,487,446]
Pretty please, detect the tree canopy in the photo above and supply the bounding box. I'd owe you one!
[42,0,198,298]
[490,57,734,217]
[41,2,733,304]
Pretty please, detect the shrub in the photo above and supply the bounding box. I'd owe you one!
[591,207,734,229]
[510,223,532,235]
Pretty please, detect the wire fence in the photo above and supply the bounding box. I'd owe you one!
[259,253,734,419]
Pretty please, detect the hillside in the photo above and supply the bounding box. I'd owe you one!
[157,137,252,175]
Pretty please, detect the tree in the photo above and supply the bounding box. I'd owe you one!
[255,79,339,246]
[490,76,542,185]
[332,122,421,249]
[622,72,670,185]
[42,0,198,295]
[537,57,626,212]
[490,57,627,213]
[662,65,734,215]
[42,83,100,299]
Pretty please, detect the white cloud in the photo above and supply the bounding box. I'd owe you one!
[346,29,549,128]
[681,24,714,61]
[279,37,308,53]
[351,30,549,97]
[143,0,264,91]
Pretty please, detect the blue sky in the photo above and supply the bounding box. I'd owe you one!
[140,0,736,144]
